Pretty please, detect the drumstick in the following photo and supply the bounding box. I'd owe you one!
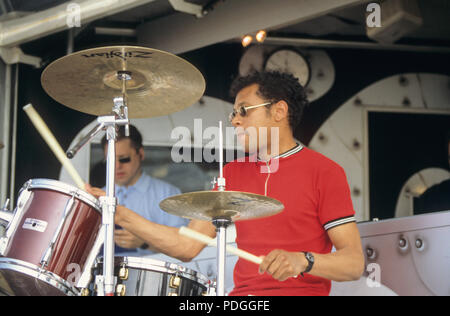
[23,104,85,190]
[179,226,262,265]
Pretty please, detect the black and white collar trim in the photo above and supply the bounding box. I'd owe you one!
[257,143,304,162]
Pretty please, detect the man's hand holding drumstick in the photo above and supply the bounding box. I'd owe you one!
[179,226,305,281]
[85,184,145,249]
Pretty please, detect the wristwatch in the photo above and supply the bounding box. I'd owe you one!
[301,252,314,276]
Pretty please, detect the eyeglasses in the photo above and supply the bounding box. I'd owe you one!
[118,156,131,164]
[228,102,272,123]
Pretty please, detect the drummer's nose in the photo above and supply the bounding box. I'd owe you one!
[231,114,243,127]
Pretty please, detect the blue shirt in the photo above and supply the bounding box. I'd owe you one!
[106,172,189,256]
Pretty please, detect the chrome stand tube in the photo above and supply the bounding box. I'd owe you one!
[212,218,231,296]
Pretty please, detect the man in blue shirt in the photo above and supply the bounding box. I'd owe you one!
[95,125,188,256]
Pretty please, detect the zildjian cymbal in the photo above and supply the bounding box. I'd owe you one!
[41,46,205,118]
[159,191,284,222]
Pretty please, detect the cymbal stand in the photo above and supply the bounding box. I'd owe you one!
[212,217,230,296]
[100,103,129,296]
[66,73,130,296]
[214,121,228,296]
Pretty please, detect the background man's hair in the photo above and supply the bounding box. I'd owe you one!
[101,124,143,152]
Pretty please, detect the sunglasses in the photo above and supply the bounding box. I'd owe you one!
[118,156,131,164]
[228,102,273,123]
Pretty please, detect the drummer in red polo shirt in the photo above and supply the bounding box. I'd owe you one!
[224,71,364,296]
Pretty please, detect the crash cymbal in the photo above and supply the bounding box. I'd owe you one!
[41,46,205,118]
[159,191,284,222]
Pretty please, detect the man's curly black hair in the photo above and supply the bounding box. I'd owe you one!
[229,71,309,133]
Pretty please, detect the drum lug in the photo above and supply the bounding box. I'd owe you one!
[116,284,126,296]
[119,267,129,281]
[169,275,181,289]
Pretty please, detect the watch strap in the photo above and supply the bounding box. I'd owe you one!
[301,251,314,276]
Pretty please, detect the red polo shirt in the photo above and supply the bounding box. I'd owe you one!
[226,145,355,296]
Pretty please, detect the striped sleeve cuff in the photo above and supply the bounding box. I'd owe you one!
[323,215,356,231]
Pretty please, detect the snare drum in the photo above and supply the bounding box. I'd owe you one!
[87,256,211,296]
[0,179,102,296]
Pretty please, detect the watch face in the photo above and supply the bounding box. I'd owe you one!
[306,252,314,262]
[265,49,310,87]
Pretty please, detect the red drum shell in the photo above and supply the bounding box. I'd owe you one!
[1,179,101,293]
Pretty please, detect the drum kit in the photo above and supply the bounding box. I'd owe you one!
[0,46,284,296]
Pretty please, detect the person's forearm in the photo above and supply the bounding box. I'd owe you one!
[307,247,365,282]
[117,208,212,262]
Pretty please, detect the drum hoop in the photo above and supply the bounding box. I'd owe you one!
[26,178,101,212]
[97,256,210,286]
[0,257,79,296]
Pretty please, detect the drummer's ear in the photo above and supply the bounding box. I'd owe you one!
[271,100,289,122]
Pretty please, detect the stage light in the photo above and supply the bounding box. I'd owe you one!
[241,35,253,47]
[255,30,267,43]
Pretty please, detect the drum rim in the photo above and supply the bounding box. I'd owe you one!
[96,256,210,286]
[26,178,101,212]
[0,257,79,296]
